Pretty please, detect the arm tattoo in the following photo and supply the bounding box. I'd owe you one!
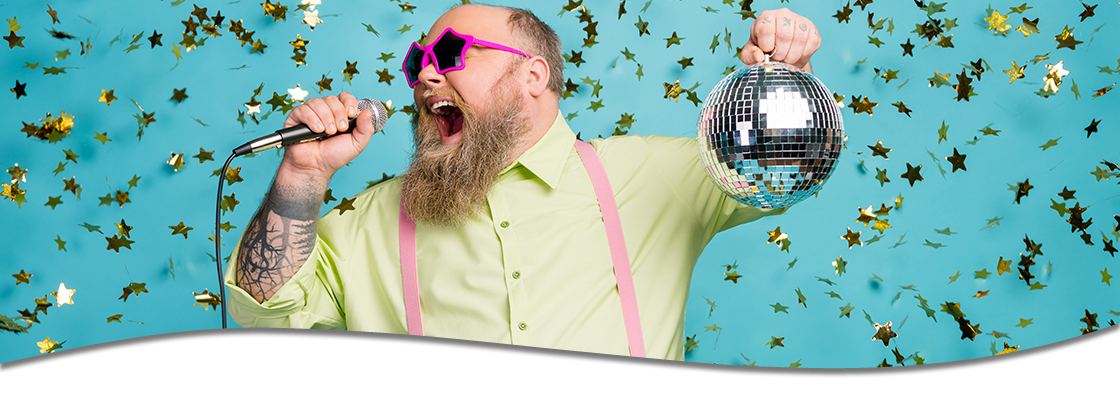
[236,182,323,303]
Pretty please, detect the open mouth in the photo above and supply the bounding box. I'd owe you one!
[431,100,464,140]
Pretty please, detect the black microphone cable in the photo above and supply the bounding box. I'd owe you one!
[214,153,235,329]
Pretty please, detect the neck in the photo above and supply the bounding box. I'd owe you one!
[505,95,559,167]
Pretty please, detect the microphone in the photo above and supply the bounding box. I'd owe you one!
[233,98,388,156]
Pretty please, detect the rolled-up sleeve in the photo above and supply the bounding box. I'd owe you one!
[224,226,348,330]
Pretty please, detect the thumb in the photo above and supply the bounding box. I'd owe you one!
[351,109,377,144]
[740,45,767,65]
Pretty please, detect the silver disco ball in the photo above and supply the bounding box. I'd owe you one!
[697,62,844,210]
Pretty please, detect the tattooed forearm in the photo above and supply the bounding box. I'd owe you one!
[236,181,324,304]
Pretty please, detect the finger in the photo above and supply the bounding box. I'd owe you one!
[785,18,812,67]
[752,11,778,55]
[770,13,797,63]
[287,102,326,132]
[804,24,822,62]
[338,91,358,119]
[322,95,349,133]
[307,97,339,135]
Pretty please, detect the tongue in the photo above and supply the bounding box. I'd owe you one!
[451,111,464,136]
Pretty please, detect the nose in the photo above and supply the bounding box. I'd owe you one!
[416,58,447,89]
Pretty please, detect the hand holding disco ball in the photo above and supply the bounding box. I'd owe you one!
[697,59,844,210]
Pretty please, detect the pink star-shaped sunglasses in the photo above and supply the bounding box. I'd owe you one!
[402,27,531,88]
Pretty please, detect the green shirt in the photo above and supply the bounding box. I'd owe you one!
[224,111,782,360]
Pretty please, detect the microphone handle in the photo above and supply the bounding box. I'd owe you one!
[276,115,360,146]
[232,116,359,156]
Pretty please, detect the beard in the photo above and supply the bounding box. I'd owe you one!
[400,77,529,228]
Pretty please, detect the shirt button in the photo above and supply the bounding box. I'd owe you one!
[512,271,521,279]
[500,221,510,228]
[518,322,527,331]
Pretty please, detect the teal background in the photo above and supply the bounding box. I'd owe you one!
[2,0,1116,366]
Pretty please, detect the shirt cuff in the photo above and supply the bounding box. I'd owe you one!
[223,241,316,325]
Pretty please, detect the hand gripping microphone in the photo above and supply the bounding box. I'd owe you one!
[215,98,387,329]
[232,98,388,156]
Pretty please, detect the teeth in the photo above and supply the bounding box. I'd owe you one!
[431,100,456,115]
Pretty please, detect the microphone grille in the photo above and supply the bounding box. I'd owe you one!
[357,98,389,132]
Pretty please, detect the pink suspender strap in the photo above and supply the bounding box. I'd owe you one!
[398,140,645,358]
[573,140,646,358]
[398,201,423,336]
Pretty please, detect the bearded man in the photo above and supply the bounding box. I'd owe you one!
[226,4,821,360]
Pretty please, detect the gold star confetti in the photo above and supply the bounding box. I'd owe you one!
[53,283,74,306]
[193,289,223,311]
[833,256,848,276]
[168,152,185,172]
[1043,61,1069,93]
[1055,25,1083,50]
[37,337,62,354]
[98,89,117,106]
[663,79,685,102]
[302,9,322,30]
[767,226,788,245]
[1003,61,1027,84]
[900,163,923,186]
[168,222,193,238]
[334,197,356,215]
[867,141,891,159]
[12,269,32,285]
[872,321,897,347]
[841,228,863,249]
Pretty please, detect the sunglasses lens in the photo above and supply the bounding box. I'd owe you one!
[432,32,467,72]
[404,44,425,84]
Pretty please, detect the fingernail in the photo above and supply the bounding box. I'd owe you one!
[328,123,336,132]
[348,107,356,117]
[338,119,348,131]
[314,122,324,131]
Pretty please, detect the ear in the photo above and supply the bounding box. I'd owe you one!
[524,56,550,97]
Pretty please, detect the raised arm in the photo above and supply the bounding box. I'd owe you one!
[235,91,377,304]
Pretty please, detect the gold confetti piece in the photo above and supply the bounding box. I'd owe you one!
[766,226,788,245]
[53,283,74,306]
[193,289,223,311]
[841,228,863,249]
[168,152,185,171]
[900,163,923,186]
[1043,61,1069,93]
[287,84,309,102]
[867,141,890,159]
[1055,25,1083,50]
[833,256,847,276]
[98,89,117,106]
[663,79,684,102]
[262,0,288,21]
[12,269,32,285]
[983,9,1012,34]
[168,222,193,238]
[872,321,897,347]
[301,9,322,30]
[37,337,61,354]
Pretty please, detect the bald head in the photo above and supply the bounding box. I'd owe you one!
[428,4,565,98]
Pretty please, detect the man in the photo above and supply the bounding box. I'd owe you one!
[225,4,821,361]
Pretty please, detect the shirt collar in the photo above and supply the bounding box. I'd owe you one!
[501,111,575,189]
